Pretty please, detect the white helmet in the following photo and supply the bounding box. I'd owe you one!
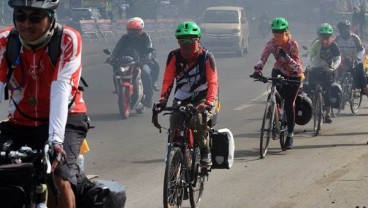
[8,0,59,11]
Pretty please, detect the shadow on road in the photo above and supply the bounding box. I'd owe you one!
[294,143,367,150]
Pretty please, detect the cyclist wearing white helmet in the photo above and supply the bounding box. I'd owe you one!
[0,0,90,207]
[109,17,161,107]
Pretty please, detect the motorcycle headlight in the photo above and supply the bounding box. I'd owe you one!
[119,66,130,73]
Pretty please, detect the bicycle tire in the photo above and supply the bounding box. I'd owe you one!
[279,114,287,151]
[349,89,362,114]
[163,147,184,208]
[260,102,274,158]
[313,92,323,136]
[189,147,204,208]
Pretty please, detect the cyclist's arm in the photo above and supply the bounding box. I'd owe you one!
[286,40,303,74]
[160,52,176,101]
[205,52,218,106]
[49,28,82,144]
[308,40,319,67]
[330,42,341,70]
[352,33,365,62]
[256,40,272,68]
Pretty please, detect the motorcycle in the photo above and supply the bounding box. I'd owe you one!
[103,48,154,119]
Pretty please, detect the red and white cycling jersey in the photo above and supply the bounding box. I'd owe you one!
[0,25,87,130]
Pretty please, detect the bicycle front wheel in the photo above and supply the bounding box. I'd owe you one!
[313,92,323,136]
[349,89,363,114]
[164,147,184,208]
[260,102,274,158]
[189,147,205,208]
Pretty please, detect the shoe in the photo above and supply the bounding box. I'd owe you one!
[284,136,293,150]
[152,82,160,91]
[200,149,212,167]
[324,114,332,124]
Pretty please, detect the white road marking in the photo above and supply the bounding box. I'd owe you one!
[233,91,268,110]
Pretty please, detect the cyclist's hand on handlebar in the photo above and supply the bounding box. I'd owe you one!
[251,66,263,78]
[196,103,211,113]
[50,142,66,171]
[153,98,167,113]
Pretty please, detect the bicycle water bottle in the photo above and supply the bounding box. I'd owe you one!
[77,154,85,172]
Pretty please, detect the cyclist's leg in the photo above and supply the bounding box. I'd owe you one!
[51,114,88,208]
[141,64,154,107]
[323,68,333,123]
[282,77,301,148]
[189,99,214,166]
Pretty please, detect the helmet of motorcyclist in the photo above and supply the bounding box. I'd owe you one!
[175,21,201,39]
[271,17,288,32]
[319,23,333,36]
[126,17,144,37]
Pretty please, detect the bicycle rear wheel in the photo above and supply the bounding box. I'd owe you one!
[164,147,184,208]
[313,92,323,136]
[349,89,363,114]
[189,147,205,208]
[260,102,274,158]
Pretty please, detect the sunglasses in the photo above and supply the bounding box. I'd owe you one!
[272,29,285,34]
[14,14,47,24]
[319,34,332,39]
[178,38,198,44]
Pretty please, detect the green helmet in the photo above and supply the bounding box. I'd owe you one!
[319,23,333,35]
[271,17,288,30]
[175,21,201,38]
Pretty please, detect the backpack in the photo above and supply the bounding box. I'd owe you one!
[4,24,88,121]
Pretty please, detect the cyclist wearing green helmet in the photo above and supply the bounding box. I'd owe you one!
[154,21,219,167]
[308,23,341,123]
[252,17,302,149]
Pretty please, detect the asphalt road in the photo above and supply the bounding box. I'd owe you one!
[1,23,367,208]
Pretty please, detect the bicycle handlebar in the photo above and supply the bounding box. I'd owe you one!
[0,143,52,174]
[152,104,210,132]
[250,74,300,84]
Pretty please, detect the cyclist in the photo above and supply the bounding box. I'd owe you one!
[252,17,302,149]
[335,20,368,97]
[0,0,89,207]
[109,17,160,107]
[154,21,219,166]
[308,23,341,123]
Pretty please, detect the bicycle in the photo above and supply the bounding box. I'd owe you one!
[152,103,210,208]
[250,74,299,159]
[0,141,52,208]
[308,67,331,136]
[337,70,363,114]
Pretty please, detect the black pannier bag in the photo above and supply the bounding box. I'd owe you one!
[0,163,35,208]
[77,174,126,208]
[295,91,313,125]
[210,128,235,169]
[331,83,343,109]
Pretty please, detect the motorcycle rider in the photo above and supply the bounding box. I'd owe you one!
[308,23,341,123]
[0,0,89,207]
[109,17,160,107]
[154,21,219,166]
[252,17,303,149]
[335,20,368,97]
